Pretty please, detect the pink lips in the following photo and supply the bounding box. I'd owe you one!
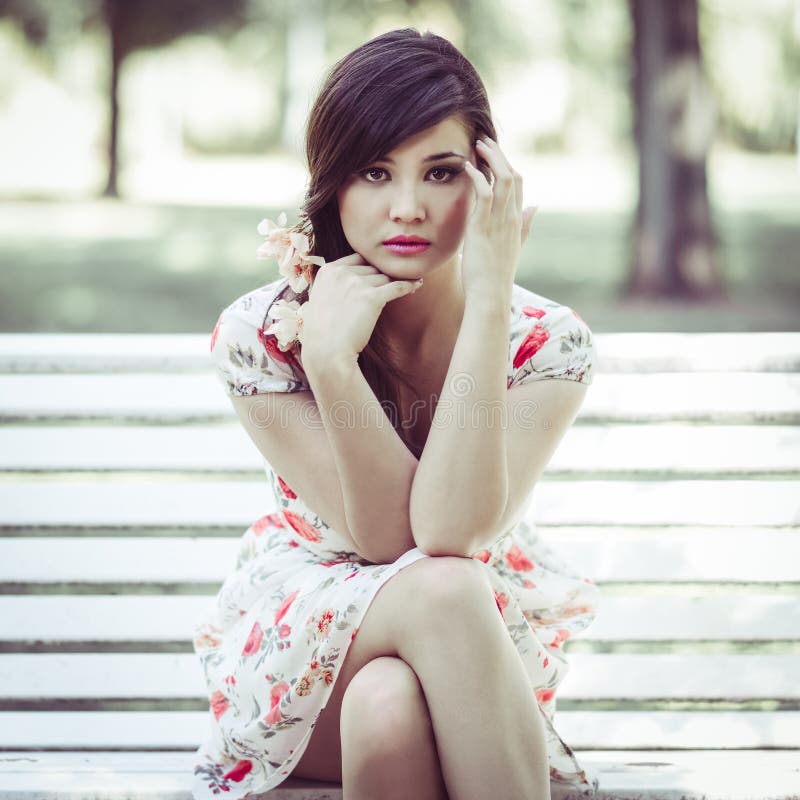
[383,236,431,255]
[384,242,430,255]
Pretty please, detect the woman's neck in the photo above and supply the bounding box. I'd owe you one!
[378,253,466,369]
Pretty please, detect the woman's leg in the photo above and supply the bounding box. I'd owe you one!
[339,655,448,800]
[291,555,550,800]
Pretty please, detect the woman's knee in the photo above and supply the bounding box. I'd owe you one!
[399,555,497,626]
[340,656,434,761]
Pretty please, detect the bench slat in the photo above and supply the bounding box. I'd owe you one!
[1,480,797,528]
[1,594,796,643]
[2,750,798,799]
[3,529,799,584]
[0,711,796,750]
[1,373,798,424]
[2,332,797,372]
[1,750,799,799]
[2,424,798,476]
[2,653,797,701]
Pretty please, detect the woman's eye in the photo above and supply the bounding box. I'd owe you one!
[428,167,456,182]
[360,167,386,182]
[357,166,458,183]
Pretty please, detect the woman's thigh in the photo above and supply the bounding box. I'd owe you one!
[290,555,494,782]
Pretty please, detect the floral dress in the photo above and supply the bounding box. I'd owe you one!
[191,276,601,798]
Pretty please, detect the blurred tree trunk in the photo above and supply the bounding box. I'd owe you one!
[104,0,121,198]
[627,0,725,299]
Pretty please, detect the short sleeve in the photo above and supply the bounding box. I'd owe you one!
[508,302,596,388]
[209,304,309,397]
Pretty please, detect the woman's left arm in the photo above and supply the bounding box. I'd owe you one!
[409,282,512,554]
[410,135,539,556]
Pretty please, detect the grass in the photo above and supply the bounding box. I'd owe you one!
[1,152,798,334]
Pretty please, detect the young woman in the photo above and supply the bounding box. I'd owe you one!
[192,27,600,800]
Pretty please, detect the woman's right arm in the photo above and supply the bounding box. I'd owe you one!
[230,256,422,564]
[299,350,419,564]
[229,378,416,564]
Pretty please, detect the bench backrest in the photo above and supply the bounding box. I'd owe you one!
[0,331,798,752]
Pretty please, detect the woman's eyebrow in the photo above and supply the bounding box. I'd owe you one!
[374,151,466,164]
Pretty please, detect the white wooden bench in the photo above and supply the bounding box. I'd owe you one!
[0,331,798,799]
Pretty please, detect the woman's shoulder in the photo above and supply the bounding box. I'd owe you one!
[507,283,597,387]
[217,276,294,327]
[209,277,309,397]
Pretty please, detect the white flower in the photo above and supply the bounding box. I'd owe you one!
[256,211,325,294]
[264,299,305,352]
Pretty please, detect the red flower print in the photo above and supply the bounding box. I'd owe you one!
[278,624,291,638]
[258,328,304,374]
[471,549,491,564]
[283,511,322,542]
[551,628,571,648]
[224,674,236,685]
[242,621,264,657]
[543,656,549,668]
[264,680,290,724]
[288,540,299,547]
[513,324,550,370]
[251,514,279,536]
[210,315,223,353]
[277,475,297,498]
[223,759,253,782]
[317,609,335,638]
[344,569,359,581]
[274,590,299,626]
[522,306,546,319]
[494,590,509,619]
[351,626,359,641]
[535,687,555,705]
[209,690,229,720]
[523,579,536,589]
[320,668,335,687]
[505,544,534,572]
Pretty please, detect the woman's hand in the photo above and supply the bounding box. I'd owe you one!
[462,136,537,299]
[299,253,421,364]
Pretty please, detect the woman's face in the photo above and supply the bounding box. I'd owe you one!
[336,116,478,279]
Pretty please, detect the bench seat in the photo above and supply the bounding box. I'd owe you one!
[1,332,798,799]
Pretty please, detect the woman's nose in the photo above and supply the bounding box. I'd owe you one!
[389,183,425,222]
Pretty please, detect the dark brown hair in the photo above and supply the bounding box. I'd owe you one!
[292,27,496,459]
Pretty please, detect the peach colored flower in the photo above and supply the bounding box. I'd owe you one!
[257,212,324,293]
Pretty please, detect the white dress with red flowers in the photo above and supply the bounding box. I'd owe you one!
[192,277,601,798]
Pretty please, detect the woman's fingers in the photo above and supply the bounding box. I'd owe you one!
[475,137,517,217]
[521,205,538,244]
[376,278,423,303]
[464,160,493,227]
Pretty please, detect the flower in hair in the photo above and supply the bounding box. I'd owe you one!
[257,211,325,352]
[257,211,325,293]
